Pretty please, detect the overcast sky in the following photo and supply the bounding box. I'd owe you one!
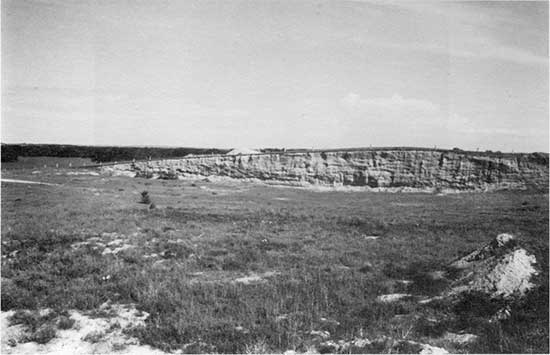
[2,0,548,151]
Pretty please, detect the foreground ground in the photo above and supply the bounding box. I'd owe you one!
[1,162,548,353]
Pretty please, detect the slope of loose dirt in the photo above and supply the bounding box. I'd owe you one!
[450,234,538,298]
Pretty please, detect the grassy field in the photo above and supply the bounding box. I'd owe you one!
[1,162,548,353]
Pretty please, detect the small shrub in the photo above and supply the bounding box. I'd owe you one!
[407,273,449,296]
[207,248,229,257]
[318,343,338,354]
[244,338,270,354]
[112,343,127,351]
[119,248,144,264]
[222,257,244,271]
[158,171,177,180]
[383,260,450,295]
[392,340,423,354]
[30,325,56,344]
[382,262,407,279]
[358,264,373,273]
[83,331,105,343]
[160,243,193,259]
[56,315,75,330]
[108,321,121,331]
[139,171,155,179]
[414,316,449,337]
[10,310,39,330]
[453,291,504,318]
[205,323,254,353]
[140,191,151,204]
[235,248,260,266]
[360,339,390,354]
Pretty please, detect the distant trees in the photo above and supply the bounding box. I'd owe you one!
[1,144,20,162]
[0,144,229,163]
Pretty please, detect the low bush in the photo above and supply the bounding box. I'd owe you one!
[82,331,105,343]
[140,191,151,204]
[57,315,75,330]
[29,325,57,344]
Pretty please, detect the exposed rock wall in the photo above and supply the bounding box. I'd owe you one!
[102,150,549,191]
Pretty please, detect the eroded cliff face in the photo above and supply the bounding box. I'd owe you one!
[102,150,549,191]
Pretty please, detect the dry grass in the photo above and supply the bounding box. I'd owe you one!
[1,164,548,353]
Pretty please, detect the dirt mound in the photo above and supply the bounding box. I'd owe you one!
[450,233,538,298]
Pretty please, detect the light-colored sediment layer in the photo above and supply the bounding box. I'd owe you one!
[102,150,548,191]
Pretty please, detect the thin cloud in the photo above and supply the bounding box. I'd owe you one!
[352,38,547,67]
[481,45,548,67]
[340,93,439,114]
[338,93,544,141]
[379,1,529,30]
[447,113,546,138]
[4,87,250,120]
[356,1,548,67]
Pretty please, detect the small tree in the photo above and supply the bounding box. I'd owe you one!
[140,191,151,204]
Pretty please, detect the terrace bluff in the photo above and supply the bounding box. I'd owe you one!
[102,150,549,191]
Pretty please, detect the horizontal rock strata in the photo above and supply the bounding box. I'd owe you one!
[101,150,549,191]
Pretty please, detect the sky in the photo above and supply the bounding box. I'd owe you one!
[2,0,548,152]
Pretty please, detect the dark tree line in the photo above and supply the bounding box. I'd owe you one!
[1,144,229,163]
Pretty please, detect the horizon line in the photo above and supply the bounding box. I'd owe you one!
[1,142,547,155]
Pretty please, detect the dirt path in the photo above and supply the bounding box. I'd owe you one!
[1,179,59,186]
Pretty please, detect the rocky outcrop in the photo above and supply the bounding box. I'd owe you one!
[101,149,549,191]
